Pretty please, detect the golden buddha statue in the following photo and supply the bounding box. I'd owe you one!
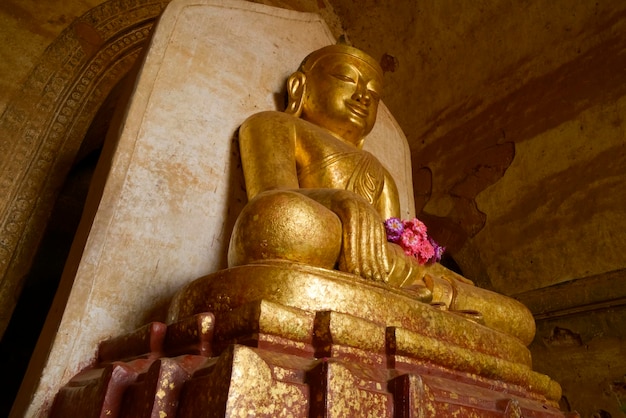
[225,44,533,344]
[228,44,425,291]
[49,31,564,418]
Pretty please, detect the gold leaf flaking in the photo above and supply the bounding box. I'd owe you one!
[201,316,213,334]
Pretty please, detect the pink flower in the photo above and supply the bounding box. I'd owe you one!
[403,218,427,237]
[400,229,420,256]
[416,239,435,264]
[384,217,444,265]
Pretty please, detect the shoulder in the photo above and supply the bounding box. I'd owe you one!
[240,111,322,146]
[242,110,298,128]
[239,111,300,145]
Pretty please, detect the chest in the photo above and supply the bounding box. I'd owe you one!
[295,128,385,203]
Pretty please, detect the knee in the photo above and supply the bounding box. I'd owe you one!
[227,190,342,269]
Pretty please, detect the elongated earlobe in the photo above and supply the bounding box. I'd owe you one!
[285,71,306,117]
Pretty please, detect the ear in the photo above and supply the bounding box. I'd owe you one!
[285,71,306,117]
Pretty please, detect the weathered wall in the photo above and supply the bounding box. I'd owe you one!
[0,0,171,340]
[329,0,626,294]
[0,1,171,415]
[328,2,626,416]
[1,0,625,416]
[532,308,626,418]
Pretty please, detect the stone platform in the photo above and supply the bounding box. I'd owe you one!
[50,263,575,417]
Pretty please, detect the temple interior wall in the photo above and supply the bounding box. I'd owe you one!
[1,0,624,416]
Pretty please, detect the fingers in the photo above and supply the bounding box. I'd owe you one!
[357,202,386,281]
[333,195,388,282]
[357,203,375,280]
[342,200,360,276]
[367,215,378,279]
[367,212,385,281]
[376,221,389,279]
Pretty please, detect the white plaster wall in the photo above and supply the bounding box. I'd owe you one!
[19,1,414,416]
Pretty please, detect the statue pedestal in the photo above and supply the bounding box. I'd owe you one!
[50,264,573,417]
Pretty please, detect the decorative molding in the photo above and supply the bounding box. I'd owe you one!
[0,0,171,337]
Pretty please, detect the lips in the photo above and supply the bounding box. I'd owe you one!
[346,101,369,118]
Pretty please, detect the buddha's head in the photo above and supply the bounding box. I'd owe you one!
[285,44,384,148]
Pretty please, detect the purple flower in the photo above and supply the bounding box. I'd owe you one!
[428,237,445,264]
[384,217,404,243]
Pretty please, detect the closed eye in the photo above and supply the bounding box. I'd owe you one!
[332,74,356,83]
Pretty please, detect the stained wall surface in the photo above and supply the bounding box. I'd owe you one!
[330,0,626,294]
[1,0,625,416]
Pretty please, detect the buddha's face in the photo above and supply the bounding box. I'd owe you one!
[299,53,383,146]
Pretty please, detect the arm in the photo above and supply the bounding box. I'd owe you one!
[238,111,300,199]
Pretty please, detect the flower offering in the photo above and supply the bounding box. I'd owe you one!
[384,217,444,265]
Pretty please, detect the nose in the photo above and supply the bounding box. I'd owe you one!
[352,92,371,106]
[352,80,371,106]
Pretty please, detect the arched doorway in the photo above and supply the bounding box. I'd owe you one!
[0,0,170,414]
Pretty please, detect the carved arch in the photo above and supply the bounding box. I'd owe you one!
[0,0,171,337]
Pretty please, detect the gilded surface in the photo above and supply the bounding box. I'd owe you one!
[167,265,562,403]
[164,43,564,414]
[324,361,393,417]
[315,310,386,354]
[215,300,314,345]
[393,326,561,401]
[169,263,532,367]
[50,33,566,418]
[220,345,309,417]
[228,44,416,286]
[225,43,536,345]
